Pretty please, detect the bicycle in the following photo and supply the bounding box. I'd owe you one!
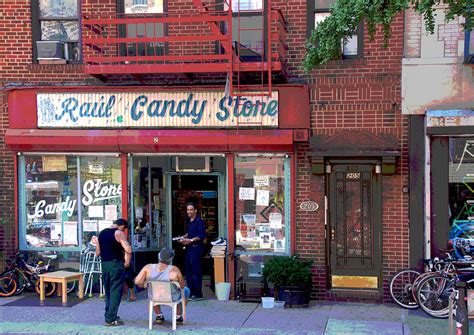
[415,259,474,318]
[0,251,74,297]
[389,254,454,309]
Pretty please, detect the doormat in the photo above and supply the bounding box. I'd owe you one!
[3,295,88,308]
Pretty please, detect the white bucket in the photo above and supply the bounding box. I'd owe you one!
[261,297,275,308]
[215,282,231,301]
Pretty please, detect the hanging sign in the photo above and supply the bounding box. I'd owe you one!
[37,91,279,128]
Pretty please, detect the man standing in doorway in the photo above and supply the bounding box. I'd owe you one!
[96,218,131,326]
[179,202,206,300]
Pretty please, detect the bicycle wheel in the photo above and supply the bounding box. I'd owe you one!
[13,271,27,295]
[34,278,56,297]
[67,281,76,294]
[416,273,453,318]
[389,269,420,309]
[0,274,18,297]
[450,223,474,259]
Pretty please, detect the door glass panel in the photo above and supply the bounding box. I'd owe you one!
[131,157,163,251]
[333,166,373,268]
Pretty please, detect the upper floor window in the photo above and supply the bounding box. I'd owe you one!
[32,0,80,64]
[125,0,163,14]
[231,0,265,59]
[232,0,263,11]
[308,0,363,59]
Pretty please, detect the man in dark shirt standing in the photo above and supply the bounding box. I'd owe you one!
[96,218,132,326]
[179,202,206,300]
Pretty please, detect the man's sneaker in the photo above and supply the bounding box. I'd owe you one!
[211,237,226,246]
[105,320,124,326]
[155,314,165,324]
[176,315,184,324]
[190,295,204,301]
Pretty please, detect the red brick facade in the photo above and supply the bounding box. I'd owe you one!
[0,0,408,302]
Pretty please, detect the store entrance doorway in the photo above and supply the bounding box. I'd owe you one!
[170,174,220,282]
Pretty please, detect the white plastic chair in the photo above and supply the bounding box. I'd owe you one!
[147,280,186,330]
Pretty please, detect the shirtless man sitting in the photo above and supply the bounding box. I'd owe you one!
[134,248,190,324]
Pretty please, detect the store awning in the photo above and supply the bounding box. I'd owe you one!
[6,129,297,153]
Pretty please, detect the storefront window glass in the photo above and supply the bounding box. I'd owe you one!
[20,154,122,250]
[22,155,79,248]
[80,156,122,247]
[448,138,474,259]
[235,155,290,254]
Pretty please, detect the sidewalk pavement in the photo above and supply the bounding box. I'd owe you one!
[0,292,472,335]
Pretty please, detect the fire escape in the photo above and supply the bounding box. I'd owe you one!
[81,0,287,97]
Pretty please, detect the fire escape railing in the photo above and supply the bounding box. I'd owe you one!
[81,8,287,76]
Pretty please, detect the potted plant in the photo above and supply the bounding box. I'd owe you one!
[262,255,313,308]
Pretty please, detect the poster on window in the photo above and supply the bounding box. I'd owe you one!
[259,233,271,249]
[42,155,67,172]
[256,190,270,206]
[242,214,256,225]
[239,187,255,200]
[88,205,103,218]
[83,219,98,232]
[104,205,117,221]
[253,175,269,187]
[50,221,62,241]
[269,212,283,229]
[274,239,285,252]
[63,221,78,245]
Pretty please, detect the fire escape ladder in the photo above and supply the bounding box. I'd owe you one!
[192,0,236,62]
[230,0,273,98]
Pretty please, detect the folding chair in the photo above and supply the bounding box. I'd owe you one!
[147,280,186,330]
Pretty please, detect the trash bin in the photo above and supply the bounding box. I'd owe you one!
[215,282,231,301]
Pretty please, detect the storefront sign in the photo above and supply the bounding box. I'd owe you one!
[427,110,474,127]
[28,179,122,219]
[37,91,279,128]
[299,201,319,211]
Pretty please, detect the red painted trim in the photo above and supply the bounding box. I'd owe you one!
[5,129,294,153]
[5,129,120,152]
[291,153,296,254]
[226,153,235,299]
[14,154,19,250]
[121,154,128,221]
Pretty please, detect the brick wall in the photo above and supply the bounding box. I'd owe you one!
[0,0,408,302]
[299,14,408,301]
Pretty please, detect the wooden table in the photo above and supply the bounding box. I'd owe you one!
[39,271,84,304]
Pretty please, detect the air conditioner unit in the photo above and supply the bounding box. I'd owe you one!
[36,41,65,59]
[175,156,210,172]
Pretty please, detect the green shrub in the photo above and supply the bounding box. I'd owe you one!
[262,255,313,288]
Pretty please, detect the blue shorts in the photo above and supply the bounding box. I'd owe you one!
[172,286,191,302]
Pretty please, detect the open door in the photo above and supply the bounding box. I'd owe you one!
[170,174,220,279]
